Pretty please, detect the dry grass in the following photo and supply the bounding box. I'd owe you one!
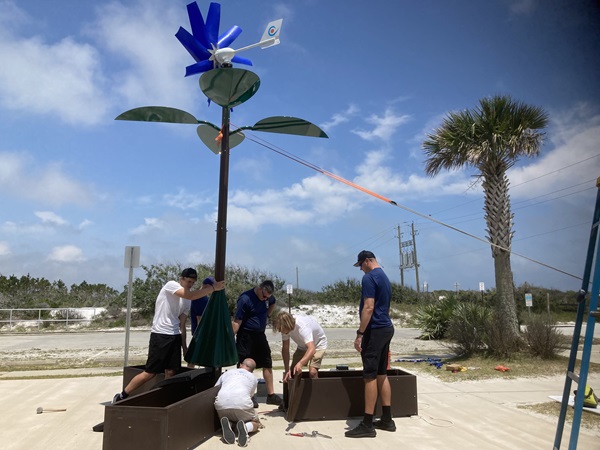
[395,353,600,382]
[518,401,600,431]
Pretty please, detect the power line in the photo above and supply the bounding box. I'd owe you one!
[238,129,587,281]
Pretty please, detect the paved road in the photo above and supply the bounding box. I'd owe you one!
[0,327,426,352]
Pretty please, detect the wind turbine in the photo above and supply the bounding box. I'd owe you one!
[116,1,327,368]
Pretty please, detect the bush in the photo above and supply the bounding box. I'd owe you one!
[413,297,457,340]
[523,313,568,359]
[446,303,492,356]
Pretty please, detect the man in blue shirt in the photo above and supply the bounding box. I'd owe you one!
[346,251,396,438]
[232,280,282,406]
[190,277,214,335]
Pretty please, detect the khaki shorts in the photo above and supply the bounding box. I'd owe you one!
[217,407,259,423]
[292,348,326,370]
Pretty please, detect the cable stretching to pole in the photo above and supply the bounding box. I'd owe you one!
[239,130,583,282]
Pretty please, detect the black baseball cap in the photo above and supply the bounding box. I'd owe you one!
[353,250,375,267]
[180,268,198,279]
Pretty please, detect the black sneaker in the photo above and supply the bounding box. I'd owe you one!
[236,420,249,447]
[373,418,396,432]
[252,395,258,408]
[266,394,282,406]
[220,417,235,444]
[345,422,376,438]
[111,393,122,404]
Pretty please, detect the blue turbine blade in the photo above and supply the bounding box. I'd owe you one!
[205,2,221,45]
[231,55,253,66]
[186,2,210,49]
[175,27,210,62]
[185,60,215,77]
[218,25,242,48]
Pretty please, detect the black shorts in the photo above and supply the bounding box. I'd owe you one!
[236,329,272,369]
[361,326,394,379]
[144,332,182,374]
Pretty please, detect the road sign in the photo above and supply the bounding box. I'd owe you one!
[525,293,533,307]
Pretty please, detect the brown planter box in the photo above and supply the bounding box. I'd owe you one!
[284,368,418,422]
[122,365,197,396]
[103,368,220,450]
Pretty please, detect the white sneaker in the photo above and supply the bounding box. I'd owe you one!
[236,420,249,447]
[221,417,235,444]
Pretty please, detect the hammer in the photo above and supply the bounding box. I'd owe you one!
[36,407,67,414]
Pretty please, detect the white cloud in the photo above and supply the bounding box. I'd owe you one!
[163,188,212,210]
[47,245,86,262]
[0,152,94,207]
[130,217,165,235]
[320,104,359,133]
[35,211,68,226]
[91,1,196,110]
[352,108,411,142]
[0,3,110,126]
[78,219,93,230]
[0,241,10,256]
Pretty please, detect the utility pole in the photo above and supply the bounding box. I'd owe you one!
[397,224,404,287]
[454,282,460,293]
[412,222,420,294]
[296,266,299,290]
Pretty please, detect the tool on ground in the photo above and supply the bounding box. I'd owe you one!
[286,431,332,439]
[36,407,67,414]
[311,430,332,439]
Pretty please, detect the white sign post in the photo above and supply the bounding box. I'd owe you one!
[124,246,140,366]
[286,284,293,314]
[479,282,485,302]
[525,292,533,315]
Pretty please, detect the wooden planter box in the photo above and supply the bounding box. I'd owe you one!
[284,368,418,422]
[103,368,220,450]
[122,365,197,396]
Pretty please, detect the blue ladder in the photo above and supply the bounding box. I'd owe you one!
[553,177,600,450]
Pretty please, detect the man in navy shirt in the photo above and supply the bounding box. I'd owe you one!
[190,277,215,335]
[346,251,396,438]
[232,280,282,406]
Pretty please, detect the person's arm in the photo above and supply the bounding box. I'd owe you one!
[176,280,225,300]
[354,297,374,352]
[179,312,188,355]
[232,318,242,335]
[267,301,275,317]
[282,338,291,381]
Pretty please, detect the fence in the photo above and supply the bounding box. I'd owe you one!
[0,307,105,331]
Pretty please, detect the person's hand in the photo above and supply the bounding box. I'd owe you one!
[213,280,225,291]
[283,370,291,382]
[293,362,303,376]
[354,336,362,352]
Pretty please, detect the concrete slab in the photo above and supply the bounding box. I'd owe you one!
[1,371,598,449]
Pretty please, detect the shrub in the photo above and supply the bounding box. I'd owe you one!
[446,303,492,356]
[523,313,568,359]
[413,297,457,340]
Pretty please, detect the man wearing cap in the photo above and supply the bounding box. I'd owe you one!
[112,268,224,403]
[345,251,395,438]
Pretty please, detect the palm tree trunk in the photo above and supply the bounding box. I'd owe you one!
[493,249,520,342]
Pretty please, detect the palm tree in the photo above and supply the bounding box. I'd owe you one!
[422,95,548,350]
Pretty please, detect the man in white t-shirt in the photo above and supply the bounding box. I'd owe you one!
[112,268,224,403]
[214,358,260,446]
[273,311,328,381]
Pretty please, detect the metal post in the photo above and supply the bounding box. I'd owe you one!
[397,224,404,287]
[214,105,231,281]
[124,258,135,366]
[412,222,420,293]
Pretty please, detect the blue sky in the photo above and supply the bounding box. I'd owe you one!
[0,0,599,296]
